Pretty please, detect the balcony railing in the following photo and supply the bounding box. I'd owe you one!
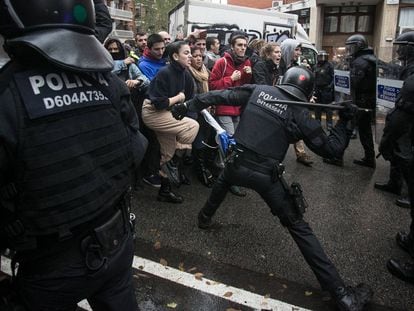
[108,7,133,21]
[111,29,134,39]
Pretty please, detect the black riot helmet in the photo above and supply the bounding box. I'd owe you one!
[0,0,113,72]
[278,66,315,101]
[393,31,414,66]
[317,50,328,62]
[345,34,368,58]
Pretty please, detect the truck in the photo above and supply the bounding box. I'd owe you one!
[168,0,317,65]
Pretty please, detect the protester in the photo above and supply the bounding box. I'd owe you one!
[209,33,252,197]
[141,41,199,203]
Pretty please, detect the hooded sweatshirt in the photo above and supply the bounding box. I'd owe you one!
[280,38,301,71]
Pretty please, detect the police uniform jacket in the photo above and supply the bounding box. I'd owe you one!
[350,49,377,109]
[379,65,414,161]
[186,84,350,161]
[0,58,146,248]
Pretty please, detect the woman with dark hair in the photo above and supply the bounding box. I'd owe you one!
[252,42,282,86]
[188,46,216,187]
[142,41,199,203]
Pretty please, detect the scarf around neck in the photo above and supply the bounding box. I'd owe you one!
[188,64,209,93]
[229,50,247,66]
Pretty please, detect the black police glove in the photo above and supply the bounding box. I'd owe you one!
[338,102,358,121]
[171,102,188,120]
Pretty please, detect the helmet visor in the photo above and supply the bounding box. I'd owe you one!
[3,0,95,34]
[345,44,358,57]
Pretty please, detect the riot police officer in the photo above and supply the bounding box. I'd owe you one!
[383,31,414,284]
[0,1,147,309]
[314,50,335,130]
[345,34,377,168]
[171,67,373,311]
[375,32,414,207]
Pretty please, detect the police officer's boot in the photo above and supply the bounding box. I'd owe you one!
[333,283,373,311]
[396,231,414,257]
[387,259,414,284]
[395,197,411,208]
[374,182,401,195]
[353,157,376,169]
[198,209,213,229]
[157,177,184,204]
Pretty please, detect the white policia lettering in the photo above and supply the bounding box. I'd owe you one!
[256,91,288,115]
[28,72,109,95]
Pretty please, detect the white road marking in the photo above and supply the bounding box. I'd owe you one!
[1,255,310,311]
[133,256,311,311]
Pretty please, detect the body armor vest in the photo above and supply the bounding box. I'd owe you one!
[351,53,376,108]
[315,61,333,88]
[10,65,133,239]
[234,85,294,160]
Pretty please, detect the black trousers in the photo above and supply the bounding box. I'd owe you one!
[15,223,137,310]
[389,155,411,191]
[356,110,375,160]
[202,157,345,292]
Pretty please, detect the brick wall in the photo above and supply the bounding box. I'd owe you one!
[228,0,273,9]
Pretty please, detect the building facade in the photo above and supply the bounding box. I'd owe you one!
[105,0,135,41]
[230,0,414,63]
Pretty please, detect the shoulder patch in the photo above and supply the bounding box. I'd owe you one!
[14,69,112,119]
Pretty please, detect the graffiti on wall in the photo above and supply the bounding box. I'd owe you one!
[182,23,293,45]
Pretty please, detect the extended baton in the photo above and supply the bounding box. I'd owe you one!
[264,99,372,112]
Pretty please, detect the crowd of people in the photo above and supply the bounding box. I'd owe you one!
[106,28,347,204]
[1,0,414,310]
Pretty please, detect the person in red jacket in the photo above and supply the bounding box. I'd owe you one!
[209,33,252,196]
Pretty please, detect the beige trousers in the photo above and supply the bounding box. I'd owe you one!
[142,100,199,165]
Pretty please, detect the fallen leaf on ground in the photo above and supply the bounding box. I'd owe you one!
[206,281,211,285]
[153,241,161,250]
[187,267,197,272]
[160,258,168,266]
[178,262,185,271]
[305,291,313,296]
[135,272,150,278]
[166,302,177,308]
[138,265,144,270]
[194,272,203,280]
[268,273,274,277]
[223,291,233,297]
[282,284,288,289]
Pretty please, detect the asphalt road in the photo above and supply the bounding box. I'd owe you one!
[132,136,414,311]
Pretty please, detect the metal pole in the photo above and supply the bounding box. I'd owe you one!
[264,99,372,112]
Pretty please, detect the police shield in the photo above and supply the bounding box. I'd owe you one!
[333,57,351,103]
[375,46,404,143]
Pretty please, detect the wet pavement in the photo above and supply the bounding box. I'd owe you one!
[132,136,414,311]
